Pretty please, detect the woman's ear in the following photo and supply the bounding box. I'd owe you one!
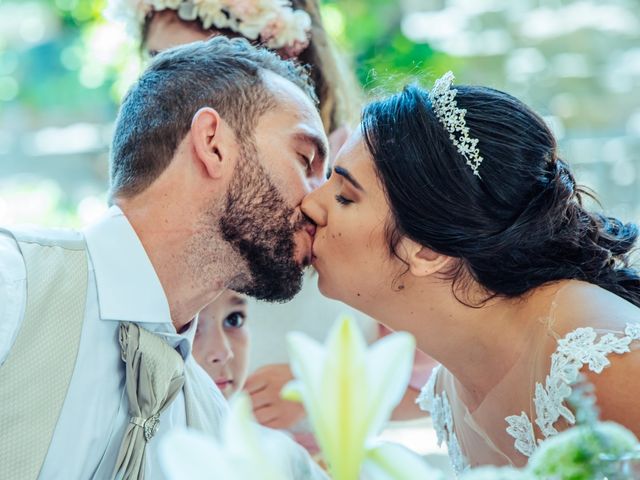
[397,237,454,277]
[190,107,228,180]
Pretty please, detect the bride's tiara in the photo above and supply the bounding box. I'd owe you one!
[105,0,313,57]
[428,71,484,178]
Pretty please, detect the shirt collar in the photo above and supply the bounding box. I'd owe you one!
[84,205,173,326]
[83,206,198,358]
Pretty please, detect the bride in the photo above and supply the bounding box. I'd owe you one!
[301,72,640,473]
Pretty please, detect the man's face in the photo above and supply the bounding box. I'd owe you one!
[220,72,328,302]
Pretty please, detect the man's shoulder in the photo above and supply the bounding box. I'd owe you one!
[0,224,85,250]
[0,230,26,283]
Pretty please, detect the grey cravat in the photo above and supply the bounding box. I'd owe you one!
[112,322,185,480]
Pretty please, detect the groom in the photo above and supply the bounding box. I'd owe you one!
[0,37,327,479]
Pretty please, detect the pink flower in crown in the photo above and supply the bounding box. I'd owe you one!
[226,0,261,18]
[223,0,282,40]
[259,14,286,44]
[226,0,286,19]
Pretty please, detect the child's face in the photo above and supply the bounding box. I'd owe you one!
[192,290,250,399]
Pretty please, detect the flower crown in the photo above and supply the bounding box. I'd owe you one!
[428,71,484,177]
[105,0,313,58]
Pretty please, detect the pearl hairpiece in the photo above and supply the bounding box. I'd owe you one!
[428,71,484,177]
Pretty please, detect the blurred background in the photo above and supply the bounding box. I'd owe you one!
[1,0,639,227]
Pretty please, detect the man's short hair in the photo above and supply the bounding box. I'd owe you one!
[109,36,317,198]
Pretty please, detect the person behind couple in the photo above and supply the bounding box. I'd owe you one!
[302,73,640,472]
[108,0,434,443]
[0,37,329,479]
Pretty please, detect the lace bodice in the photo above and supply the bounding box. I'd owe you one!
[417,322,640,475]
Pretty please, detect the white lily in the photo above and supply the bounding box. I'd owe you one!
[362,441,447,480]
[283,315,427,480]
[159,394,290,480]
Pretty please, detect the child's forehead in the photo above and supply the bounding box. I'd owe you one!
[225,292,248,305]
[199,292,247,317]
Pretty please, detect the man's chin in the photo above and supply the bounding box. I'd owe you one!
[237,267,305,303]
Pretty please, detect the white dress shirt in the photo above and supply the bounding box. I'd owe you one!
[0,206,227,479]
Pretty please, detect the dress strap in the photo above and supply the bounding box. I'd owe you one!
[506,323,640,457]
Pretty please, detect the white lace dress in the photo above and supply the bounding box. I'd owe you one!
[416,286,640,475]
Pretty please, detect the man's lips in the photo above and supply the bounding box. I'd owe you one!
[297,228,316,266]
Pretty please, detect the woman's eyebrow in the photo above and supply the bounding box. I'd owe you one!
[334,166,364,191]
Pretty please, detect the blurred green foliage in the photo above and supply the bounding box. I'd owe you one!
[322,0,455,91]
[1,0,452,119]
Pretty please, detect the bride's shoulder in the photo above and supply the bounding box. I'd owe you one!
[533,280,640,437]
[537,279,639,337]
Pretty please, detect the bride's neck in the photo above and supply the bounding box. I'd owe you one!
[372,280,528,406]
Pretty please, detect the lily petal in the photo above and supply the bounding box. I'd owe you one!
[362,442,445,480]
[364,332,416,438]
[321,317,370,479]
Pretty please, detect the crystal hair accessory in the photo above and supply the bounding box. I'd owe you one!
[105,0,313,57]
[428,71,484,177]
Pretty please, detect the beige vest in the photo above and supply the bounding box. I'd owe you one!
[0,228,224,479]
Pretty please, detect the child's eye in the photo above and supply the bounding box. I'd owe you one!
[224,312,246,329]
[335,194,354,206]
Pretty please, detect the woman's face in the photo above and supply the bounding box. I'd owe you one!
[192,290,251,399]
[301,129,403,311]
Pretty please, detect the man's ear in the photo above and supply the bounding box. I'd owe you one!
[397,237,454,277]
[190,107,230,180]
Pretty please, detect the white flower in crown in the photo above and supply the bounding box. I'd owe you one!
[196,0,232,30]
[429,71,484,178]
[261,7,311,54]
[151,0,182,10]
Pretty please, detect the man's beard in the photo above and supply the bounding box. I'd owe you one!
[218,145,307,302]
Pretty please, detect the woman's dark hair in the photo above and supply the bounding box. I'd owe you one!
[362,82,640,307]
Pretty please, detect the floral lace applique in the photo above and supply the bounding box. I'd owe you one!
[417,365,470,474]
[505,322,640,457]
[505,412,536,457]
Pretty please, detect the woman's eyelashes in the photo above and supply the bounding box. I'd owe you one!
[335,194,354,206]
